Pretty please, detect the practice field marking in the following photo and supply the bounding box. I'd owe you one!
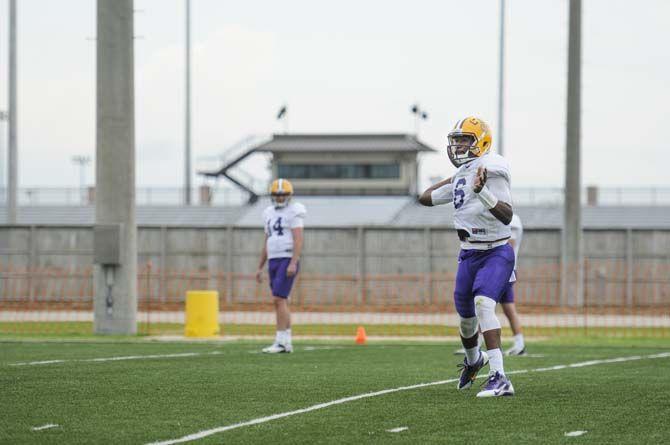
[565,430,588,437]
[248,346,345,354]
[386,427,409,433]
[145,351,670,445]
[9,351,222,367]
[31,424,59,431]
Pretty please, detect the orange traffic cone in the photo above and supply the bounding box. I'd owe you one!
[355,326,367,345]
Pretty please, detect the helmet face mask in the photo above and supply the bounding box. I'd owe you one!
[447,134,478,167]
[271,193,291,208]
[446,117,492,168]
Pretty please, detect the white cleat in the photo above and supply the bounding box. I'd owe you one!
[505,346,527,356]
[262,343,293,354]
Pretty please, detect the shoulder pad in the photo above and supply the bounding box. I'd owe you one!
[291,202,307,217]
[482,153,511,179]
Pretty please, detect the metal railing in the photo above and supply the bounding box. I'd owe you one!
[0,186,669,207]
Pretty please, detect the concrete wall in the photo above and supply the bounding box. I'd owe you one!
[0,226,668,308]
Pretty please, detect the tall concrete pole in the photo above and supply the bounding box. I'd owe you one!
[95,0,137,334]
[496,0,506,157]
[562,0,583,307]
[0,111,6,201]
[184,0,192,205]
[7,0,18,223]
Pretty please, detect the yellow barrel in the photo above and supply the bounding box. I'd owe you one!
[184,290,220,338]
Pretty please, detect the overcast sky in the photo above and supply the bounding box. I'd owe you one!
[0,0,668,191]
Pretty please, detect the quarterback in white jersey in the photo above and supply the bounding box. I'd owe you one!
[420,116,515,397]
[255,179,306,353]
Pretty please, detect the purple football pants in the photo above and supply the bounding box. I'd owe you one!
[453,243,515,318]
[268,258,298,298]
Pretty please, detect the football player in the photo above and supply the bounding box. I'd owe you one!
[419,116,515,397]
[256,179,306,353]
[502,214,526,356]
[453,213,526,356]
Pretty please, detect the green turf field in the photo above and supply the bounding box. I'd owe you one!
[1,337,669,444]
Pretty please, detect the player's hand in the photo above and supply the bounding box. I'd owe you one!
[255,268,263,283]
[473,167,488,193]
[286,261,298,277]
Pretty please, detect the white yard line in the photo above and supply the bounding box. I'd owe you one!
[10,351,222,367]
[565,430,588,437]
[31,424,59,431]
[145,351,670,445]
[248,346,345,354]
[386,427,409,433]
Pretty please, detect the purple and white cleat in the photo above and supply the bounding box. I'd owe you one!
[457,350,489,390]
[476,371,515,397]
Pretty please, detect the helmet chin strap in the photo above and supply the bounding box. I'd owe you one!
[448,144,478,167]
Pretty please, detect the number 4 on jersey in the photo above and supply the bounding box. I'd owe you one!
[272,217,284,236]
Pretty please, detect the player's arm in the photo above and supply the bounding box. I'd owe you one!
[255,234,269,283]
[473,167,513,225]
[419,177,453,206]
[287,227,303,277]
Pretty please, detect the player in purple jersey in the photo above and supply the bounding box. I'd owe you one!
[419,116,515,397]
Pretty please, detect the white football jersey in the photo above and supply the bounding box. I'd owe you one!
[263,202,306,259]
[509,214,523,269]
[448,152,512,248]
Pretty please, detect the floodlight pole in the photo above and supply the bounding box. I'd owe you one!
[562,0,583,307]
[184,0,192,205]
[95,0,137,334]
[72,155,91,204]
[0,111,7,202]
[497,0,506,157]
[8,0,18,223]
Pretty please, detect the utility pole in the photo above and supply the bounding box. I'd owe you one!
[8,0,18,223]
[410,104,428,137]
[72,155,91,204]
[184,0,192,205]
[0,111,7,201]
[562,0,583,307]
[497,0,506,157]
[95,0,137,334]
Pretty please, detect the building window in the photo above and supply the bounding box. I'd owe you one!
[278,163,400,179]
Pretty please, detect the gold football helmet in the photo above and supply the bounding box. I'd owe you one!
[447,116,492,167]
[269,178,294,208]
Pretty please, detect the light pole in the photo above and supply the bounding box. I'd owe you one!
[410,104,428,136]
[72,155,91,204]
[0,111,6,202]
[497,0,506,157]
[8,0,18,223]
[184,0,192,205]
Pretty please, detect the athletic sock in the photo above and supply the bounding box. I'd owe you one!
[488,348,505,375]
[275,330,283,345]
[285,328,292,345]
[465,346,480,365]
[514,333,525,350]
